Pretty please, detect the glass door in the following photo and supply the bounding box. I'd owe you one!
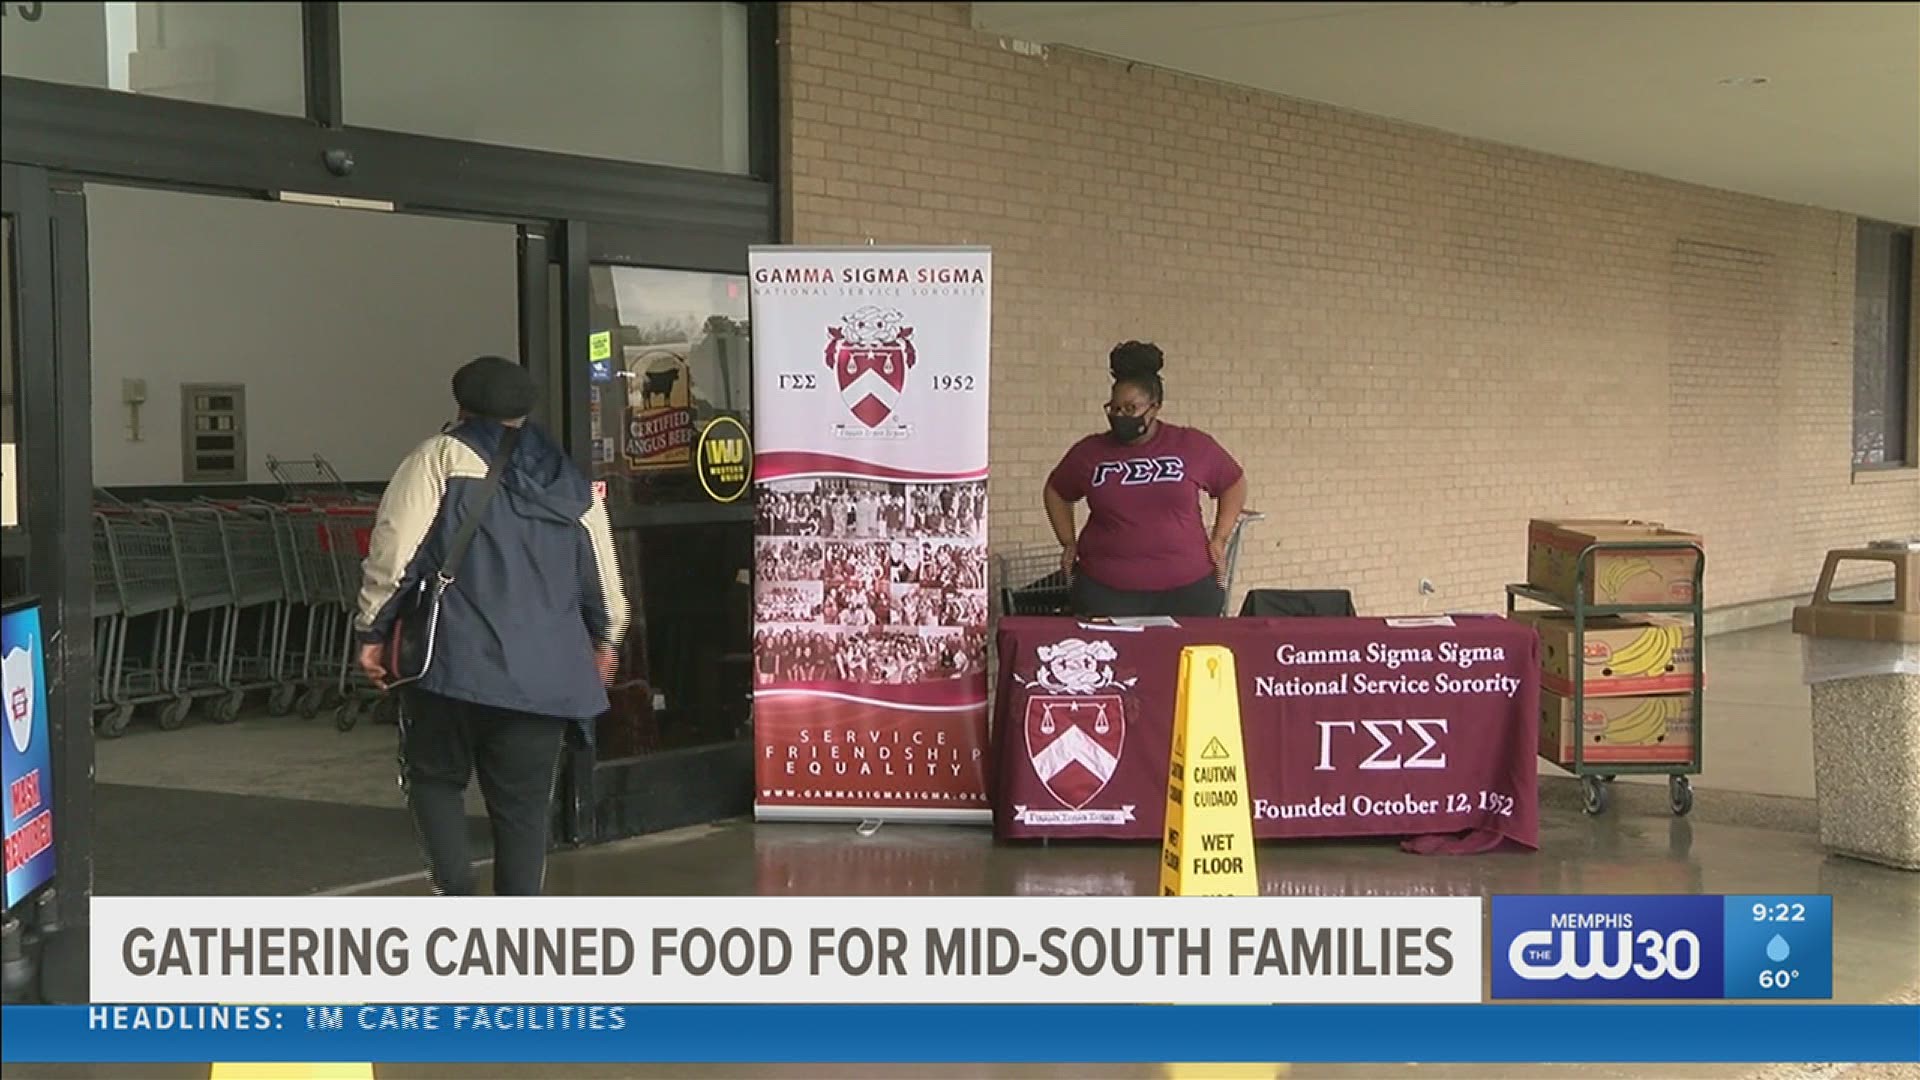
[585,257,755,764]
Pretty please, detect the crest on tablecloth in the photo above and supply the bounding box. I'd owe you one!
[1024,693,1127,809]
[1012,637,1139,825]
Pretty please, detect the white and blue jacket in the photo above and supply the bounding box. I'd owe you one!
[354,419,629,723]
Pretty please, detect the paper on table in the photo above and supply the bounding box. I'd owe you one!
[1385,616,1456,628]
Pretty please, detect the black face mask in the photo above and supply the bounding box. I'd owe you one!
[1108,414,1147,442]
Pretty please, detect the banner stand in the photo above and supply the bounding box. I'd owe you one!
[747,247,994,825]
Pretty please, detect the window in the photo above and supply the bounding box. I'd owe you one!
[588,266,750,508]
[0,2,305,115]
[1854,221,1916,469]
[340,3,750,173]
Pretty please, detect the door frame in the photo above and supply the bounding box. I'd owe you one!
[2,164,95,940]
[559,219,760,843]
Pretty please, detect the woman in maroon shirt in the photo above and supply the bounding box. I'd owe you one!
[1043,341,1248,617]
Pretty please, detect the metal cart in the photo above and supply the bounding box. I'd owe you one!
[152,503,242,728]
[1505,539,1707,817]
[261,504,310,716]
[321,506,393,732]
[266,454,371,506]
[90,507,181,738]
[200,500,295,722]
[995,509,1266,617]
[284,504,348,719]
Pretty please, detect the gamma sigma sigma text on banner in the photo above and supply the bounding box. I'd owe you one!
[747,247,993,823]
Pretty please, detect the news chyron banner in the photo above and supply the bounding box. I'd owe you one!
[749,247,992,822]
[89,896,1482,1004]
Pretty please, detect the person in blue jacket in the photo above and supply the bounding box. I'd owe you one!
[355,356,628,896]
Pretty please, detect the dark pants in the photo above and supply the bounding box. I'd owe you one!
[398,689,565,896]
[1071,570,1225,618]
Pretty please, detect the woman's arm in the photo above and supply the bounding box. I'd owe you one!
[1207,474,1249,584]
[1043,481,1079,576]
[1211,475,1248,544]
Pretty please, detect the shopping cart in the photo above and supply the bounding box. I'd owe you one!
[198,499,296,722]
[151,503,242,728]
[283,504,348,719]
[266,454,371,506]
[994,509,1266,618]
[91,506,182,738]
[261,505,312,716]
[994,548,1073,616]
[321,506,393,732]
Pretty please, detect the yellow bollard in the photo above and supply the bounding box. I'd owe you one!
[1158,646,1287,1080]
[211,1003,373,1080]
[1159,1060,1297,1068]
[210,1066,374,1079]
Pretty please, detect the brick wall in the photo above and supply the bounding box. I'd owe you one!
[781,1,1918,614]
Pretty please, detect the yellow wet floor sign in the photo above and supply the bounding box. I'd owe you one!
[212,1003,372,1080]
[210,1066,373,1079]
[1158,646,1287,1080]
[1160,647,1257,898]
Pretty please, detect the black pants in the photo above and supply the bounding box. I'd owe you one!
[1071,570,1225,618]
[398,689,565,896]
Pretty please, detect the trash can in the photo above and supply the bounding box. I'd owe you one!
[1791,542,1920,870]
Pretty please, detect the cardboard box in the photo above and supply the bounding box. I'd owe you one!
[1509,611,1697,697]
[1540,690,1695,766]
[1527,519,1703,607]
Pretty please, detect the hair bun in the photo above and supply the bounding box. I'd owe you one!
[1109,340,1165,380]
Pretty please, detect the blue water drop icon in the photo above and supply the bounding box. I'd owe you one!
[1766,934,1792,962]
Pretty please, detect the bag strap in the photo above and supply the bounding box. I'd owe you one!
[437,425,522,587]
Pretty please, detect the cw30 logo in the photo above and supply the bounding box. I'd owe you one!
[1491,895,1724,999]
[1506,922,1703,981]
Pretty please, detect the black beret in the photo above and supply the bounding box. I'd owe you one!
[452,356,536,420]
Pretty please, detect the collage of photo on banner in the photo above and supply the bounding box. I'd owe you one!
[749,246,993,822]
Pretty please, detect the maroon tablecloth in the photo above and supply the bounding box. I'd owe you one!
[992,615,1540,854]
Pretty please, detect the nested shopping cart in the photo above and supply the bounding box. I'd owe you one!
[994,509,1267,617]
[279,504,354,720]
[196,499,298,721]
[91,503,183,737]
[259,503,312,716]
[320,505,394,732]
[267,454,373,506]
[149,503,246,727]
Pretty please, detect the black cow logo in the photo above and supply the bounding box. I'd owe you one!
[641,366,681,408]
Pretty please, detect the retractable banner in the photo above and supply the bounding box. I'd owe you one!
[749,247,991,823]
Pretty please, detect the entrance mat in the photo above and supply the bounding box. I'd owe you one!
[94,783,490,896]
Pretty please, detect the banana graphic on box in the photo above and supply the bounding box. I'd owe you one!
[1598,696,1688,745]
[1599,556,1658,599]
[1602,623,1686,679]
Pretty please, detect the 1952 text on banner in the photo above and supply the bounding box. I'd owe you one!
[749,247,993,821]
